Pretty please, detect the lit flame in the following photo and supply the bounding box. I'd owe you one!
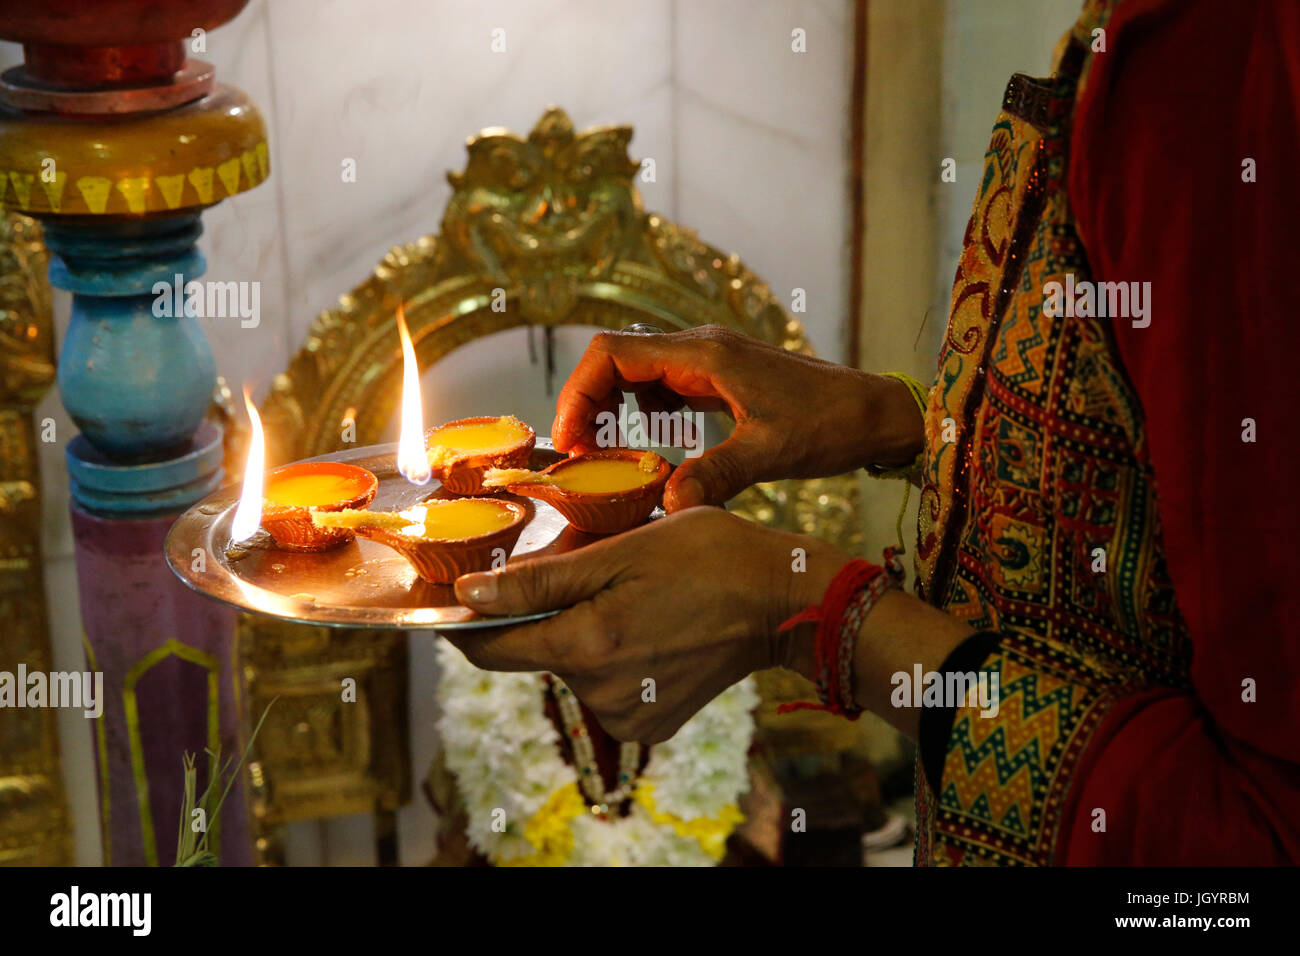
[230,386,266,542]
[395,303,432,485]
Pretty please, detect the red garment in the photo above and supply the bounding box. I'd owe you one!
[1064,0,1300,863]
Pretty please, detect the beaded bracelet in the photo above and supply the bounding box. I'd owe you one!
[776,548,906,719]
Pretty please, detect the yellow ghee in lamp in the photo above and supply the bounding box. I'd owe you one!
[553,458,659,494]
[313,498,519,540]
[404,499,518,539]
[264,472,369,507]
[428,417,529,454]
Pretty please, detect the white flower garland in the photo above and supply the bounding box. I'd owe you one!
[436,639,758,866]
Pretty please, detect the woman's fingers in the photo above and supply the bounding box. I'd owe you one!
[570,387,626,454]
[629,383,686,417]
[553,329,731,452]
[663,428,768,510]
[455,537,627,615]
[553,332,668,451]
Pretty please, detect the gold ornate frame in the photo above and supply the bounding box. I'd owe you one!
[0,211,73,865]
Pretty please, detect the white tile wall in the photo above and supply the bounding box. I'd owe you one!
[675,0,853,361]
[261,0,676,351]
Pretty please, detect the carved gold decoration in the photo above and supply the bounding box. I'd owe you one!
[249,108,867,861]
[238,614,408,865]
[442,108,640,323]
[0,210,74,865]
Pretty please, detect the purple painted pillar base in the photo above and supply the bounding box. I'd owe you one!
[72,501,250,867]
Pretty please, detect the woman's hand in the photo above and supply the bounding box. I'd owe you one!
[553,325,924,511]
[445,506,850,743]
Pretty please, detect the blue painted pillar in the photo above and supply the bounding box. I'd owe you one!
[0,0,270,868]
[44,217,249,866]
[46,216,227,512]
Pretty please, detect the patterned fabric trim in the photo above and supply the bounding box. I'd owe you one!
[922,635,1146,865]
[911,0,1193,866]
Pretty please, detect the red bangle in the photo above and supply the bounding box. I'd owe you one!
[776,548,905,719]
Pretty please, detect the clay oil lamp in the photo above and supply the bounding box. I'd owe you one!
[424,415,536,496]
[312,498,526,583]
[228,387,378,551]
[484,449,669,535]
[258,461,378,551]
[390,302,534,496]
[319,303,527,583]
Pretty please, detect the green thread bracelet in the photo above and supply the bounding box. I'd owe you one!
[866,372,930,552]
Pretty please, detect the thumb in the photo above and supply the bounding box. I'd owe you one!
[455,546,621,614]
[664,430,762,511]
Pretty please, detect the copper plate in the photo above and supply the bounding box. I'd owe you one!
[165,439,653,631]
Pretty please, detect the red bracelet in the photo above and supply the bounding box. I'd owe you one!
[776,548,905,720]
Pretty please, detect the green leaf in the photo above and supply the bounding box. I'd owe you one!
[172,698,278,867]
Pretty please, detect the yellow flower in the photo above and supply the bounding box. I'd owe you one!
[498,783,586,867]
[632,781,744,861]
